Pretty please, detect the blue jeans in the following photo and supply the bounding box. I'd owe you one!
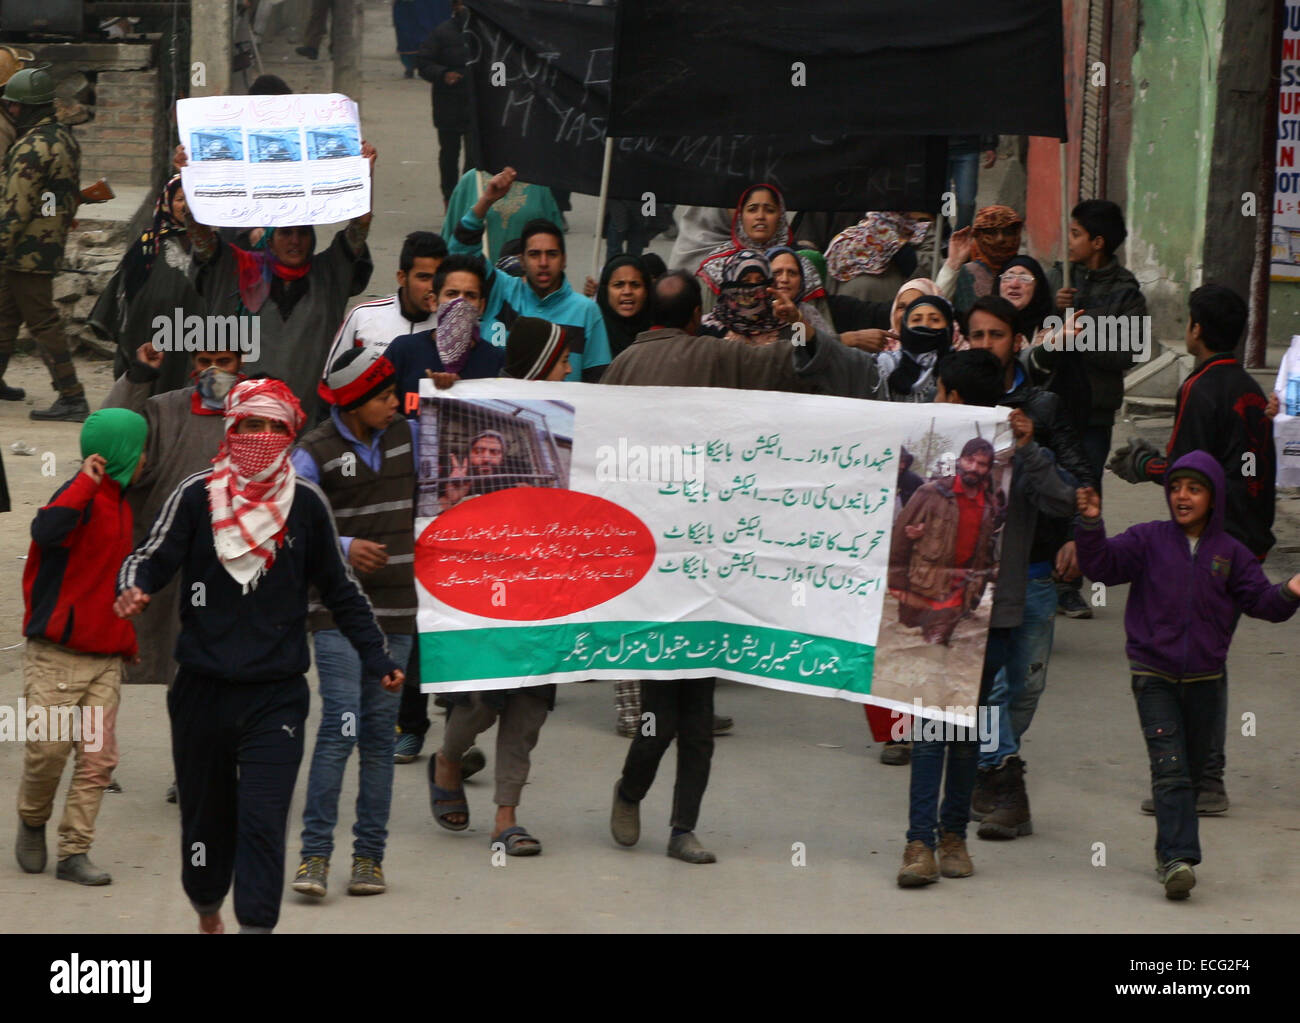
[1132,673,1221,864]
[907,628,1009,847]
[1201,613,1239,790]
[980,575,1058,768]
[946,148,980,230]
[300,630,411,862]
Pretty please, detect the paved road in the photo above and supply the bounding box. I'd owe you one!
[1,3,1297,933]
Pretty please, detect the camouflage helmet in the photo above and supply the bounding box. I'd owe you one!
[2,66,56,105]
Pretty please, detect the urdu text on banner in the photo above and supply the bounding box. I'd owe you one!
[414,380,1015,726]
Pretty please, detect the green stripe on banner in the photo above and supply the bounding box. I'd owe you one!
[421,620,874,693]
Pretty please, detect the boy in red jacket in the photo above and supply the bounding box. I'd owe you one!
[1074,451,1300,900]
[16,408,147,886]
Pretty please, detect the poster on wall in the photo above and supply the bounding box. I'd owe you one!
[1272,0,1300,280]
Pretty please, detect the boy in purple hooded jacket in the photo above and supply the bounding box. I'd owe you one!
[1074,450,1300,900]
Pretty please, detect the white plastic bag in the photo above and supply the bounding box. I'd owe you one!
[1273,335,1300,487]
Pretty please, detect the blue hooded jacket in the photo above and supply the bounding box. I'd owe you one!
[1075,450,1298,678]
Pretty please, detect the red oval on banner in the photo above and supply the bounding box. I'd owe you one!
[415,487,656,621]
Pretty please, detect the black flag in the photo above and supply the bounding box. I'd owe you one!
[609,1,1068,141]
[464,0,948,211]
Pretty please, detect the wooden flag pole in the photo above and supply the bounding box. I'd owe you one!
[592,137,614,282]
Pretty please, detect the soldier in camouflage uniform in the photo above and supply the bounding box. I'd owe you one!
[0,47,29,158]
[0,66,88,420]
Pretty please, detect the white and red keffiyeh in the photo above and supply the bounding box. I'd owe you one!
[207,378,306,592]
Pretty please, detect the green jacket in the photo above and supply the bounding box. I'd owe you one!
[0,114,80,273]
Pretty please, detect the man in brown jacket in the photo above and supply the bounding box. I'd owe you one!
[888,437,998,646]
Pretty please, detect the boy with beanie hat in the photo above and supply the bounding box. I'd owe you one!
[1075,451,1300,900]
[289,347,417,899]
[504,316,570,381]
[17,409,148,886]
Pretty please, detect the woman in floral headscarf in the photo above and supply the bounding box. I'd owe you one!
[696,183,826,308]
[699,249,794,345]
[823,211,933,303]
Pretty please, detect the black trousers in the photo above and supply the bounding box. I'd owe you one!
[169,670,309,931]
[1132,673,1221,865]
[619,677,715,832]
[437,129,464,205]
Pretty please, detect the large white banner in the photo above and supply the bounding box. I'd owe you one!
[414,381,1015,725]
[177,93,369,227]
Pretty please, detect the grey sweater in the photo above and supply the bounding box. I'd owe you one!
[790,326,887,399]
[103,372,227,684]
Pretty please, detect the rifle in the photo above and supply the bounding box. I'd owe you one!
[79,178,115,204]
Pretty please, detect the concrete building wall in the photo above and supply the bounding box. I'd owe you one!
[76,69,166,187]
[31,42,168,188]
[1270,283,1300,342]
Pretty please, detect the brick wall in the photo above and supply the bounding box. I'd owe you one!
[76,69,166,187]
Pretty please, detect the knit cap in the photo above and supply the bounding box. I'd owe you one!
[504,317,567,380]
[318,346,397,410]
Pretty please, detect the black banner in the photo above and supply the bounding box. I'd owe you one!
[609,0,1067,141]
[463,0,948,211]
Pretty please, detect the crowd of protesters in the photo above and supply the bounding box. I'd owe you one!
[3,12,1298,930]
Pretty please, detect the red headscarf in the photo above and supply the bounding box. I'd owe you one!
[697,184,825,301]
[230,226,315,314]
[207,378,306,592]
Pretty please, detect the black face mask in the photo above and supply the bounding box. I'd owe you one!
[900,322,950,356]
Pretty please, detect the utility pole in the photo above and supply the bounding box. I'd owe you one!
[1201,0,1276,365]
[189,0,233,97]
[332,0,364,109]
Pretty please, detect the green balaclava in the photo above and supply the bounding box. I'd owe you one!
[80,408,148,489]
